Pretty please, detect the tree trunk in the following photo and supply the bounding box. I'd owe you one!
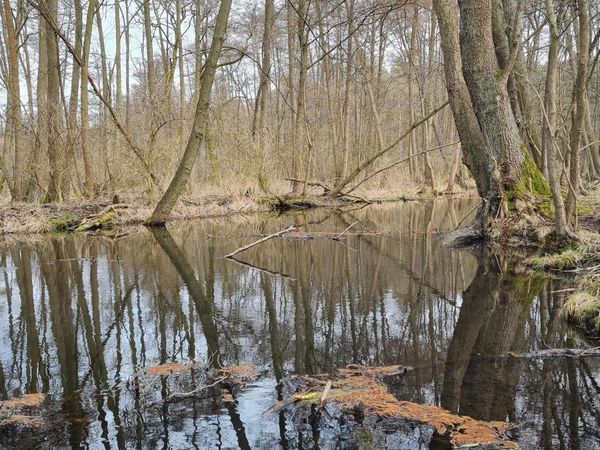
[146,0,233,225]
[251,0,274,138]
[565,0,590,227]
[433,0,488,200]
[2,0,25,200]
[143,0,155,95]
[407,6,419,179]
[80,0,97,196]
[543,0,570,237]
[44,0,65,201]
[460,0,525,215]
[115,0,122,111]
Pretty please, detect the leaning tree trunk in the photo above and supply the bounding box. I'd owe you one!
[433,0,490,212]
[145,0,233,225]
[460,0,526,214]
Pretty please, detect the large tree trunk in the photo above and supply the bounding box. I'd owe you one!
[434,0,546,239]
[460,0,525,211]
[146,0,233,225]
[433,0,488,203]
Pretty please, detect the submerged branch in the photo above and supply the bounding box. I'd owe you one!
[223,225,296,258]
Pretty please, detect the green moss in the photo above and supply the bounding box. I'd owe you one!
[75,211,116,232]
[577,205,594,215]
[507,148,550,202]
[537,199,554,218]
[50,211,78,231]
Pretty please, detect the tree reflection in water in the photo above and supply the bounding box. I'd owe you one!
[0,199,597,449]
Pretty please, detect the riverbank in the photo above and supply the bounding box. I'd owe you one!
[524,187,600,334]
[0,184,448,235]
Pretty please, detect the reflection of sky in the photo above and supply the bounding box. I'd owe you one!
[0,200,598,448]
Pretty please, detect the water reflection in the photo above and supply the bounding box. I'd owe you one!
[0,199,598,449]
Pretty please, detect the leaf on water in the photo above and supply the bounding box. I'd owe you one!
[147,363,190,375]
[274,364,519,449]
[218,364,256,380]
[1,414,44,428]
[0,393,46,410]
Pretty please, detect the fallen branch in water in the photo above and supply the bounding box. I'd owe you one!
[161,377,227,405]
[225,256,297,281]
[224,225,296,258]
[333,221,358,240]
[505,347,600,359]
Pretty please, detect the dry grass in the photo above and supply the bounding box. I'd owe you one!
[563,292,600,330]
[0,195,270,235]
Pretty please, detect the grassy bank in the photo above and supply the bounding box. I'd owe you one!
[526,188,600,333]
[0,183,444,235]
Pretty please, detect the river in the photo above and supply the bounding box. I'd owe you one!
[0,198,598,449]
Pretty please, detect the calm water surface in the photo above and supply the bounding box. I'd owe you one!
[0,199,598,449]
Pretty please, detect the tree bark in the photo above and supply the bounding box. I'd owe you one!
[251,0,274,138]
[80,0,97,196]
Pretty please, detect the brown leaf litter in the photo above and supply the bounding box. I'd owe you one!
[0,393,46,429]
[146,363,191,376]
[275,364,519,449]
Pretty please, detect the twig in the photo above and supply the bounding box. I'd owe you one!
[320,380,332,407]
[454,201,483,230]
[156,376,226,406]
[225,256,297,281]
[224,225,296,258]
[333,221,358,240]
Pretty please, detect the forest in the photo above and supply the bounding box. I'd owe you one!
[1,1,600,448]
[0,0,597,231]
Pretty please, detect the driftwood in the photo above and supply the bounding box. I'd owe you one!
[224,225,296,258]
